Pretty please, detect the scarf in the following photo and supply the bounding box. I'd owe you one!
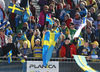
[0,35,5,49]
[91,47,98,55]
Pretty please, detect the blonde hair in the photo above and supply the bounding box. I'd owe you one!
[43,5,49,9]
[90,7,95,12]
[23,41,28,44]
[49,4,55,12]
[52,17,60,26]
[86,19,92,27]
[83,1,87,6]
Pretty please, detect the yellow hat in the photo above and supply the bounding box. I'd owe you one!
[91,41,99,46]
[23,41,27,44]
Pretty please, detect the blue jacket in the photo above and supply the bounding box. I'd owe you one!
[79,7,88,18]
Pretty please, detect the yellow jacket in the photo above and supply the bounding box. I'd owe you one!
[31,35,45,50]
[86,0,97,8]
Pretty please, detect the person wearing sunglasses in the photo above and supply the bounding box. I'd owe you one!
[13,30,22,44]
[79,2,88,18]
[69,22,76,43]
[73,12,82,30]
[31,31,45,58]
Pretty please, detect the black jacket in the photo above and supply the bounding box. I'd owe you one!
[3,43,18,56]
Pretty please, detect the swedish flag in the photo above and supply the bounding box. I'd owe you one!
[18,55,25,63]
[42,28,61,66]
[73,55,99,72]
[23,0,32,22]
[46,14,54,25]
[26,0,32,16]
[8,3,24,16]
[18,55,26,72]
[7,50,12,64]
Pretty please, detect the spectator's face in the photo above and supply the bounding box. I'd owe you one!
[61,25,65,29]
[69,24,74,29]
[97,25,100,29]
[0,31,4,36]
[75,14,79,19]
[86,28,91,33]
[86,22,91,27]
[17,33,21,38]
[50,6,53,10]
[90,8,94,13]
[64,15,68,20]
[80,2,84,8]
[36,31,39,36]
[51,1,55,4]
[87,13,91,17]
[59,4,63,9]
[30,1,33,5]
[12,0,17,4]
[35,40,40,46]
[30,29,33,33]
[92,44,97,48]
[23,24,27,27]
[23,43,27,48]
[66,5,70,10]
[97,16,100,20]
[84,42,89,47]
[62,36,65,41]
[65,40,70,45]
[76,10,80,13]
[8,38,12,43]
[48,24,52,28]
[54,21,57,26]
[44,8,48,13]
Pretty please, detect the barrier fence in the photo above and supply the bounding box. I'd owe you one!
[0,57,100,72]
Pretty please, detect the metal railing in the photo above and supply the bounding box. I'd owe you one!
[0,57,100,72]
[0,57,100,62]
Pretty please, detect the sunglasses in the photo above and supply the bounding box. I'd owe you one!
[44,9,48,10]
[18,34,21,35]
[36,41,40,42]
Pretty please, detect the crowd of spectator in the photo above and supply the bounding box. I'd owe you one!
[0,0,100,60]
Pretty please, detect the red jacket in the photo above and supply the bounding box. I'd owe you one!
[65,18,73,29]
[61,43,77,58]
[39,11,51,26]
[66,0,72,9]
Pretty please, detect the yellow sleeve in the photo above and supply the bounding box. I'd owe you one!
[93,1,97,8]
[42,35,45,47]
[31,35,35,50]
[27,40,31,48]
[86,0,89,6]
